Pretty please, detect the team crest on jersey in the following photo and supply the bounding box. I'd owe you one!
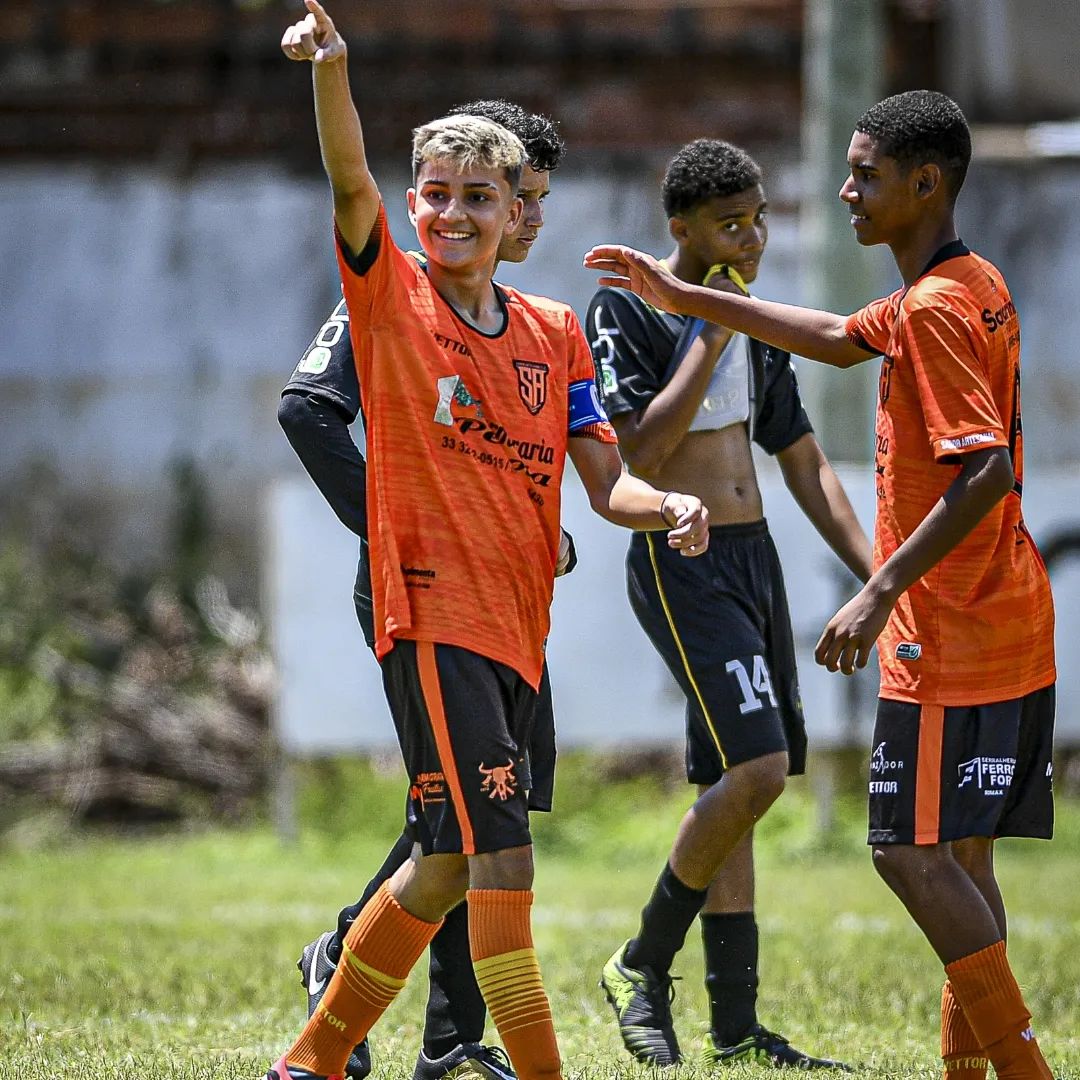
[434,375,483,427]
[513,360,549,415]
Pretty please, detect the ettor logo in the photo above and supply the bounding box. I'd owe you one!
[479,759,517,801]
[513,359,549,415]
[895,642,922,661]
[434,375,483,427]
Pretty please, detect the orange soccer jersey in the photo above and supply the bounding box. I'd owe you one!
[846,240,1055,706]
[336,208,615,689]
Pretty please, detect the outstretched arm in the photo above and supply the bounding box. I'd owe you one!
[815,446,1014,674]
[568,438,710,556]
[584,245,875,369]
[282,0,380,255]
[777,434,872,583]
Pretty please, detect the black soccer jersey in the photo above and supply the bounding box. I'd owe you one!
[587,286,813,456]
[283,293,362,422]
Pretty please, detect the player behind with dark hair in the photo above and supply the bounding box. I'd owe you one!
[280,99,569,1080]
[588,136,869,1069]
[267,5,709,1080]
[586,90,1056,1080]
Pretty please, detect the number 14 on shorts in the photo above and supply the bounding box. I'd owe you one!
[726,656,778,715]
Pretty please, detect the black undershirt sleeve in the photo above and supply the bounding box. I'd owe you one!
[277,390,367,538]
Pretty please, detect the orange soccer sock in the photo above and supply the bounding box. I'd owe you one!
[945,940,1052,1080]
[287,883,442,1076]
[468,889,562,1080]
[941,978,988,1080]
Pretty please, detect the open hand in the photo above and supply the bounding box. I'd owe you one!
[584,245,693,315]
[814,585,894,675]
[281,0,346,63]
[662,493,710,557]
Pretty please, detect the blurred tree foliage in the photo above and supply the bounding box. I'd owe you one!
[0,461,273,844]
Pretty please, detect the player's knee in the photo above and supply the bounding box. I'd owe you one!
[726,752,788,820]
[870,842,937,893]
[468,843,535,892]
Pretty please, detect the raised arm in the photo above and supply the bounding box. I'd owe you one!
[281,0,380,255]
[584,245,875,369]
[567,438,710,555]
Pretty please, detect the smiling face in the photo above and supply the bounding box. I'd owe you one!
[498,164,551,265]
[408,159,523,273]
[672,183,768,285]
[840,131,926,248]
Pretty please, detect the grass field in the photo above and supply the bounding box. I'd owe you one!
[2,753,1078,1080]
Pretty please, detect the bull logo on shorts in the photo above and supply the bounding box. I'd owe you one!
[479,759,517,801]
[513,360,549,416]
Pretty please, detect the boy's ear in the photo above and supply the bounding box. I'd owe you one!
[504,195,524,235]
[406,187,417,226]
[915,163,941,199]
[668,215,689,243]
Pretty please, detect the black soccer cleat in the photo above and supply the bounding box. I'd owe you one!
[701,1025,853,1070]
[297,931,372,1080]
[413,1042,517,1080]
[600,940,682,1066]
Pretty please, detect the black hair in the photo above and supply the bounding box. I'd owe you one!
[661,139,763,217]
[855,90,972,199]
[447,99,565,172]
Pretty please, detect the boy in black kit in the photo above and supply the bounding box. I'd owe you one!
[590,139,870,1069]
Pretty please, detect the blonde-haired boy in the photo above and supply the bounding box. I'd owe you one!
[267,4,711,1080]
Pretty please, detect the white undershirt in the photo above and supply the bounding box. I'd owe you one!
[687,331,751,433]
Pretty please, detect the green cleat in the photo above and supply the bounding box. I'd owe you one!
[600,940,681,1066]
[702,1026,853,1071]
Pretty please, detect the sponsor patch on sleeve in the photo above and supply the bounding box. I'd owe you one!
[935,431,997,453]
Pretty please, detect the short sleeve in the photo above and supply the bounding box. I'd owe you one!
[282,293,361,421]
[901,303,1007,461]
[752,345,814,455]
[335,206,411,329]
[566,310,617,443]
[586,287,665,418]
[846,292,900,356]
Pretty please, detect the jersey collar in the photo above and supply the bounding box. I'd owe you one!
[918,238,971,279]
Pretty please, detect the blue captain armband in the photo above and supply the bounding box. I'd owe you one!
[568,378,610,432]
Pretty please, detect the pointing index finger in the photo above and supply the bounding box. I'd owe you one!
[304,0,332,30]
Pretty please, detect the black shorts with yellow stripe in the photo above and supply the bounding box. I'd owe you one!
[626,519,807,784]
[868,686,1055,846]
[381,639,537,856]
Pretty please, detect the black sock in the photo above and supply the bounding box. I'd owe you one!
[423,899,486,1057]
[624,862,708,976]
[701,911,759,1045]
[331,830,415,963]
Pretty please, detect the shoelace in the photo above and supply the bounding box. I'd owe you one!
[645,972,681,1021]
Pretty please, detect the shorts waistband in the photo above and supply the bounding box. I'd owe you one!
[705,517,769,539]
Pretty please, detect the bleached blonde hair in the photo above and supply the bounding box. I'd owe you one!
[411,115,525,189]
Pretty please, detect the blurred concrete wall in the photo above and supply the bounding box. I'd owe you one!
[1,157,1079,595]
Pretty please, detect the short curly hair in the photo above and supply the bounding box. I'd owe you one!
[662,139,763,217]
[447,99,566,173]
[855,90,972,199]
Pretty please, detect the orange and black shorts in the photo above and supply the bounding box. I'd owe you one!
[867,685,1055,846]
[381,639,537,856]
